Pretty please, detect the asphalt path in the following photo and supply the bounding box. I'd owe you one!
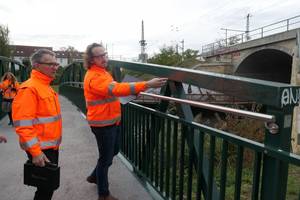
[0,96,153,200]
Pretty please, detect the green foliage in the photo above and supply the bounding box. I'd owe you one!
[122,46,200,80]
[147,45,200,68]
[182,48,199,60]
[60,46,79,64]
[148,46,181,66]
[181,49,200,67]
[228,35,241,45]
[0,25,11,57]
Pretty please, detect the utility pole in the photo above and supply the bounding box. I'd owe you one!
[180,39,184,54]
[175,43,179,54]
[139,20,147,63]
[220,13,252,45]
[179,39,184,61]
[222,28,228,46]
[246,13,252,41]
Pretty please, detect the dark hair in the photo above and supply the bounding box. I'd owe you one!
[83,43,104,69]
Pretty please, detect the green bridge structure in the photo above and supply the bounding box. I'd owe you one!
[0,56,300,200]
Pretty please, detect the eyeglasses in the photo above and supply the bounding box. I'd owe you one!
[93,52,108,58]
[37,62,60,67]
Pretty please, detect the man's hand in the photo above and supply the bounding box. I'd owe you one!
[146,78,168,88]
[0,136,7,143]
[32,152,50,167]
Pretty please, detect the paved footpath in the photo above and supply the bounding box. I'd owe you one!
[0,96,153,200]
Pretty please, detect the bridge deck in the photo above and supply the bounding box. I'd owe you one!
[0,96,153,200]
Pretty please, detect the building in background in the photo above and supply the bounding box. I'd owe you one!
[10,45,52,64]
[54,50,83,66]
[10,45,83,67]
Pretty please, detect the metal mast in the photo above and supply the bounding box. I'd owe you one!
[139,20,147,62]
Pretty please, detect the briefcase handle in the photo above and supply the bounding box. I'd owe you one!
[26,160,58,169]
[45,162,58,168]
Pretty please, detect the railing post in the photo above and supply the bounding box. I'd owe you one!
[261,27,264,38]
[261,106,294,200]
[287,19,290,31]
[10,62,16,75]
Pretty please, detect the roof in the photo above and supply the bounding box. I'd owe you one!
[54,50,83,59]
[10,45,52,57]
[10,45,83,59]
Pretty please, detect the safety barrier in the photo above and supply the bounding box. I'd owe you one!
[60,60,300,200]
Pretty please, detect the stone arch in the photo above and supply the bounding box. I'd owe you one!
[235,47,293,83]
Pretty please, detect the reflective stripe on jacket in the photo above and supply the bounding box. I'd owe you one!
[83,65,147,127]
[0,79,19,99]
[12,70,62,157]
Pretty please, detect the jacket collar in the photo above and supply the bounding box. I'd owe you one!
[31,70,53,85]
[89,64,106,72]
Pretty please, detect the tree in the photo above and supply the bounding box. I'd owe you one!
[0,25,11,57]
[147,46,181,66]
[148,46,200,68]
[62,46,79,64]
[228,35,241,45]
[182,49,199,60]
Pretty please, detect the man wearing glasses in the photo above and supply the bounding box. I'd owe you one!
[83,43,167,200]
[12,49,61,200]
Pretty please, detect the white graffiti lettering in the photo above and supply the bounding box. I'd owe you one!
[281,88,300,107]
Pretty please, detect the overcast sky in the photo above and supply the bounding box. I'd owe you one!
[1,0,300,60]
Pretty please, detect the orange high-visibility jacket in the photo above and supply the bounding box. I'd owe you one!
[12,70,62,157]
[0,79,19,99]
[84,65,147,127]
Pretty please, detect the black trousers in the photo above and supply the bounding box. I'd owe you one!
[2,98,13,124]
[26,149,59,200]
[90,125,120,196]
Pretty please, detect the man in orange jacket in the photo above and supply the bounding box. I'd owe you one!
[12,49,61,200]
[83,43,167,200]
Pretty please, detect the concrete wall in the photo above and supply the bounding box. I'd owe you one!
[291,42,300,153]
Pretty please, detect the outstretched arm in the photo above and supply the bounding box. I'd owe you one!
[146,78,168,89]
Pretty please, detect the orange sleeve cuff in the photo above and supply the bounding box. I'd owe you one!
[135,81,147,94]
[28,146,42,157]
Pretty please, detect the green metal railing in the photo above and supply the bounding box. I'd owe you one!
[59,60,300,200]
[0,56,29,118]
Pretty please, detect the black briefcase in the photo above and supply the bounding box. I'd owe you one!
[24,160,60,190]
